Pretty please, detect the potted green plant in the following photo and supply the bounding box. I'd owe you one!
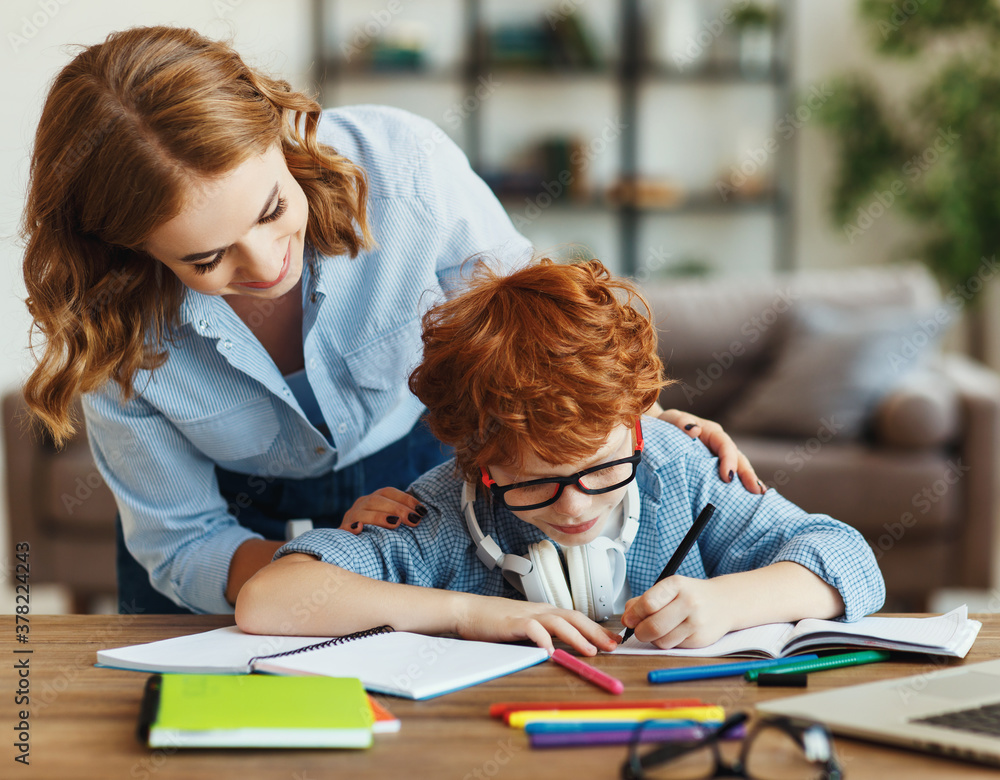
[733,4,779,76]
[815,1,1000,355]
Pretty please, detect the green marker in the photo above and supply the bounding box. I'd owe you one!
[744,649,891,681]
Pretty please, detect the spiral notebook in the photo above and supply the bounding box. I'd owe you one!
[98,625,549,700]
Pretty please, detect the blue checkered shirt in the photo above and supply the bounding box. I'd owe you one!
[279,418,886,622]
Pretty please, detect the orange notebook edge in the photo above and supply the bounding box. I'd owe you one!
[368,695,401,734]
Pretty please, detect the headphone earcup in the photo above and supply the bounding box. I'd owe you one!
[527,541,574,610]
[571,539,625,622]
[564,546,593,620]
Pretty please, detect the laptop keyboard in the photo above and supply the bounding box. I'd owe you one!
[914,702,1000,737]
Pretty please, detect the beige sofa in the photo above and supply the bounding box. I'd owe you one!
[5,263,1000,612]
[645,263,1000,610]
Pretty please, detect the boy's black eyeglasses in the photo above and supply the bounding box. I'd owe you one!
[621,712,843,780]
[480,419,644,511]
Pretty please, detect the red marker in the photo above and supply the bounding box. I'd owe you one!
[550,649,625,695]
[489,698,702,721]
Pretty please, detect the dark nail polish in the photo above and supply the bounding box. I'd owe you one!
[415,504,428,517]
[684,423,696,430]
[728,470,734,481]
[387,516,399,525]
[350,522,360,530]
[408,512,421,524]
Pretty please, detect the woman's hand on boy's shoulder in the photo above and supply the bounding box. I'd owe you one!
[453,594,621,657]
[620,575,735,650]
[655,407,765,495]
[341,487,428,535]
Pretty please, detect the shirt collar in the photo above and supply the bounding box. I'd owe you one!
[307,243,354,305]
[302,245,324,302]
[178,289,220,328]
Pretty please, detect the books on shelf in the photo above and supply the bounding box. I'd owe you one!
[489,11,602,70]
[614,605,981,659]
[98,625,549,701]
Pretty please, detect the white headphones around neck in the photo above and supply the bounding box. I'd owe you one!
[461,479,640,622]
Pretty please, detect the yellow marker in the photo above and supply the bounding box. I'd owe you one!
[507,706,724,729]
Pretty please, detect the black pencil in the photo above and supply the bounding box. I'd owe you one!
[621,503,717,644]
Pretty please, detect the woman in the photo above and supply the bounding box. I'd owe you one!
[21,26,760,615]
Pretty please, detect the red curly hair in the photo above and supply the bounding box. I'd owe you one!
[409,258,670,483]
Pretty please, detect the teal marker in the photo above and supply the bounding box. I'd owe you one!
[648,654,819,684]
[744,649,891,681]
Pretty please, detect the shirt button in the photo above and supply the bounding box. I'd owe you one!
[315,446,326,455]
[337,423,348,434]
[282,388,291,397]
[309,359,318,369]
[198,320,208,332]
[223,339,233,350]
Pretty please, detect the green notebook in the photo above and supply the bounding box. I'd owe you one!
[138,674,373,748]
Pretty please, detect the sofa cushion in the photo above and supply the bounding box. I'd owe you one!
[643,263,943,418]
[722,302,948,439]
[658,365,762,421]
[649,282,790,418]
[873,369,960,450]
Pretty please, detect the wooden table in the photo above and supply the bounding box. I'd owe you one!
[4,614,1000,779]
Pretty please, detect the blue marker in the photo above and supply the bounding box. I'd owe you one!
[648,654,820,684]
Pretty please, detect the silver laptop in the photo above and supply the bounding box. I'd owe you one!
[757,658,1000,766]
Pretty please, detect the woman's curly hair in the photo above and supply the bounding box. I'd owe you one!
[22,26,373,444]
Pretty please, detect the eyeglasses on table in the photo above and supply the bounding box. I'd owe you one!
[621,711,843,780]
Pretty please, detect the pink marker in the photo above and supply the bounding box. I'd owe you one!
[550,649,625,695]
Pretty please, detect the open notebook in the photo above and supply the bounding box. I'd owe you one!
[613,605,980,659]
[98,625,549,700]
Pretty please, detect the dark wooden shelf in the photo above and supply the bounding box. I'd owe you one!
[476,63,615,79]
[642,60,788,86]
[494,192,609,212]
[313,0,796,273]
[636,191,789,215]
[492,189,787,216]
[323,61,787,86]
[322,62,464,81]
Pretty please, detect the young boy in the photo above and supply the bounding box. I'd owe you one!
[236,260,885,655]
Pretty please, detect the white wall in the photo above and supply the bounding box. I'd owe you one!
[0,0,311,610]
[0,0,928,609]
[793,1,922,271]
[1,0,313,391]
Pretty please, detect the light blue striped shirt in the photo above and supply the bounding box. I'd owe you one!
[82,105,533,614]
[279,419,886,623]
